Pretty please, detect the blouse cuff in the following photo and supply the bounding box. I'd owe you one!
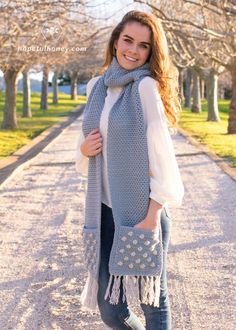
[75,131,89,175]
[149,191,168,208]
[150,176,184,207]
[75,154,89,175]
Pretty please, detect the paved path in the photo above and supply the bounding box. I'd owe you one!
[0,115,235,330]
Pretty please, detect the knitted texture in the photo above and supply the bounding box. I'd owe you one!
[81,56,163,310]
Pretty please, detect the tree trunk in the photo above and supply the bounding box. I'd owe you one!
[1,68,20,129]
[40,66,49,110]
[22,69,32,118]
[218,85,225,100]
[71,72,78,100]
[191,69,201,113]
[228,65,236,133]
[178,67,184,104]
[206,70,220,121]
[184,67,192,108]
[200,79,205,99]
[52,71,58,104]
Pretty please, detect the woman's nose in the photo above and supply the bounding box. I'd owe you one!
[128,44,138,54]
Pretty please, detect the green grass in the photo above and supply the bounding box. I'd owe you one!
[179,99,236,167]
[0,91,86,159]
[1,94,235,168]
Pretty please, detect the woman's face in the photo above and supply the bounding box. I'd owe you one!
[114,21,151,70]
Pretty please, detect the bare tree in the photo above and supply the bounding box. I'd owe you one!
[0,0,108,127]
[40,66,49,110]
[191,68,201,113]
[22,69,31,118]
[135,0,236,132]
[52,70,59,105]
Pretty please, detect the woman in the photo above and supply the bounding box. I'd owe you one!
[75,10,184,330]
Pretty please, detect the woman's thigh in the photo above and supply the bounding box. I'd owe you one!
[97,204,172,329]
[97,203,131,327]
[160,207,172,288]
[140,207,172,329]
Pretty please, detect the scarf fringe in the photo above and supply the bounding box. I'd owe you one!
[104,274,161,307]
[80,272,99,311]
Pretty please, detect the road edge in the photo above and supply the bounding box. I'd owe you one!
[1,111,235,188]
[0,105,85,188]
[178,126,236,182]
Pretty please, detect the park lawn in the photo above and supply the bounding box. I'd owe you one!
[0,91,86,159]
[179,99,236,167]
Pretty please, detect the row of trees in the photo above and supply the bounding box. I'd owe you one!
[135,0,236,133]
[0,1,235,134]
[0,0,110,129]
[179,68,231,118]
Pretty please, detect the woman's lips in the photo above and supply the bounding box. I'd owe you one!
[124,54,138,62]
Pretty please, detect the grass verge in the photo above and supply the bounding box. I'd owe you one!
[179,100,236,167]
[0,91,86,159]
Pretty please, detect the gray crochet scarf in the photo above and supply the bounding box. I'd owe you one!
[81,56,163,311]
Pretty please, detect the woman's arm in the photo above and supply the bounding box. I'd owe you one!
[135,77,184,230]
[135,198,163,231]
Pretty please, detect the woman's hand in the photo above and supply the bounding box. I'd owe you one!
[134,213,161,232]
[80,128,103,157]
[134,199,163,232]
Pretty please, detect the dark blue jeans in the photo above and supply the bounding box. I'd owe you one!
[97,203,172,330]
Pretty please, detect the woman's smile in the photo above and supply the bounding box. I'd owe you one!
[114,21,151,70]
[124,54,138,62]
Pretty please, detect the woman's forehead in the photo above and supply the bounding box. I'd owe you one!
[121,22,151,42]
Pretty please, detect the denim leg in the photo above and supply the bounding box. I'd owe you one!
[140,208,172,330]
[97,203,145,330]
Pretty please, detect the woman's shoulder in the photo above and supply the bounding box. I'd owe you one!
[86,75,102,96]
[87,75,101,87]
[138,76,161,101]
[138,76,160,93]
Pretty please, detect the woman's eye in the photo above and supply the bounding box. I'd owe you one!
[124,39,148,49]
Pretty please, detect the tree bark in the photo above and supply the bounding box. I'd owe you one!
[40,66,49,110]
[200,79,205,99]
[71,72,78,100]
[178,67,184,104]
[1,68,21,129]
[228,65,236,134]
[184,67,192,108]
[206,69,220,121]
[218,85,224,100]
[191,69,201,113]
[22,69,32,118]
[52,71,58,104]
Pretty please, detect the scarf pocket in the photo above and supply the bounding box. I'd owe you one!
[82,226,98,272]
[105,225,163,306]
[110,225,163,277]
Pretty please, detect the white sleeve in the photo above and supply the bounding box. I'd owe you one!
[75,130,88,175]
[75,76,101,175]
[139,77,184,207]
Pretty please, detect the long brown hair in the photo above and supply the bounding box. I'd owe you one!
[100,10,181,128]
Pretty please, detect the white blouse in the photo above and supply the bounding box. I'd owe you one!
[75,75,184,208]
